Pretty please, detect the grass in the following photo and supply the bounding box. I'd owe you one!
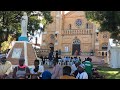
[97,66,120,79]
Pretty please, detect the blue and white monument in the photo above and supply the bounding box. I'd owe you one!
[18,12,28,41]
[7,12,37,67]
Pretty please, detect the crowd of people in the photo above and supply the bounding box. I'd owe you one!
[0,52,97,79]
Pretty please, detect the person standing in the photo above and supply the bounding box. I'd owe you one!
[40,56,45,65]
[83,58,93,79]
[48,50,53,68]
[54,50,58,63]
[74,50,78,57]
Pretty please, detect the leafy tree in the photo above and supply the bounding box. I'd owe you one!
[1,35,14,53]
[85,11,120,41]
[0,11,53,45]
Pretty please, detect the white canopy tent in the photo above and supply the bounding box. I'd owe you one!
[107,39,120,68]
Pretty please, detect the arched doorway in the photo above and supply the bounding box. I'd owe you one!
[49,43,54,52]
[72,37,80,55]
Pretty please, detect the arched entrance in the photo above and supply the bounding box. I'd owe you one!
[72,37,80,55]
[49,43,54,52]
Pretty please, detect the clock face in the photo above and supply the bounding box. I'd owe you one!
[75,19,82,27]
[12,48,22,59]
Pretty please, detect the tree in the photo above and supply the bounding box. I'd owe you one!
[27,11,53,35]
[85,11,120,41]
[0,11,53,45]
[1,35,14,53]
[0,11,22,42]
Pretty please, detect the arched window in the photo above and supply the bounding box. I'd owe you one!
[86,23,93,29]
[102,52,104,56]
[102,43,108,50]
[86,23,89,29]
[106,52,107,56]
[73,39,80,44]
[103,34,107,38]
[96,32,99,36]
[49,43,54,47]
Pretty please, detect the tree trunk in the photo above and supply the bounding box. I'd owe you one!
[32,29,34,35]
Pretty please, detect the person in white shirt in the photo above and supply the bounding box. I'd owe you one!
[76,64,88,79]
[71,60,80,75]
[30,60,44,79]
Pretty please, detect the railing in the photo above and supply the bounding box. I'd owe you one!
[81,52,93,56]
[62,29,92,35]
[61,52,71,56]
[61,51,94,56]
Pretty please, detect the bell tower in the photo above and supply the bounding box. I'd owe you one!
[54,11,62,52]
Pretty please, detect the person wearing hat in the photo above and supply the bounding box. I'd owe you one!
[13,57,30,79]
[76,64,88,79]
[0,55,12,79]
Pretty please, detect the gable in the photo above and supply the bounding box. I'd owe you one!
[64,11,85,18]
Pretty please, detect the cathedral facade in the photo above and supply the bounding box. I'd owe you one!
[40,11,110,57]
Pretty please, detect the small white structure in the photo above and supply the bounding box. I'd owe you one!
[107,39,120,68]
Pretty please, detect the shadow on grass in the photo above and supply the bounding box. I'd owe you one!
[97,66,120,79]
[110,71,120,79]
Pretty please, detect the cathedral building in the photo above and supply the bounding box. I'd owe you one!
[40,11,110,57]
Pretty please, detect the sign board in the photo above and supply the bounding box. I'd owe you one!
[12,48,22,59]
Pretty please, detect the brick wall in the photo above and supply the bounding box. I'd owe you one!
[7,42,24,65]
[7,42,37,66]
[27,43,37,65]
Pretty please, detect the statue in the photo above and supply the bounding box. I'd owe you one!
[21,12,28,37]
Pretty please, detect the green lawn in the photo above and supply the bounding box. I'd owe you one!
[97,66,120,79]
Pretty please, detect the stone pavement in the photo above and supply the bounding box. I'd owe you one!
[78,55,103,64]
